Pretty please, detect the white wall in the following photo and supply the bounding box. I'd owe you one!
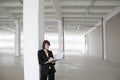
[87,13,120,63]
[106,13,120,64]
[87,27,102,58]
[45,32,85,55]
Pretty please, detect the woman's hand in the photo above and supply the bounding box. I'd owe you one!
[51,60,56,64]
[49,57,56,64]
[48,57,54,62]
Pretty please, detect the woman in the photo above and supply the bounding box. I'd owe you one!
[38,40,56,80]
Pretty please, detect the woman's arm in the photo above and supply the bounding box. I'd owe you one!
[49,51,56,65]
[38,51,46,65]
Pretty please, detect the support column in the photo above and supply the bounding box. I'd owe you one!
[38,0,45,49]
[15,20,21,56]
[85,34,88,54]
[58,19,64,54]
[102,18,107,60]
[23,0,44,80]
[101,18,104,60]
[103,20,107,60]
[62,17,65,52]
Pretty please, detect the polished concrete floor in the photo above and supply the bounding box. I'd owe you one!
[0,54,24,80]
[0,52,120,80]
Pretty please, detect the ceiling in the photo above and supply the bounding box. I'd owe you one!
[0,0,120,34]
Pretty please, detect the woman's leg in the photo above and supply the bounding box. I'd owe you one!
[40,74,47,80]
[48,69,55,80]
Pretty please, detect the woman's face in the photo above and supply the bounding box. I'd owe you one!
[45,43,50,50]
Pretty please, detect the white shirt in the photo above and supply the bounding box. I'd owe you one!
[46,53,51,69]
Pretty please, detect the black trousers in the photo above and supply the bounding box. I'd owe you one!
[40,69,55,80]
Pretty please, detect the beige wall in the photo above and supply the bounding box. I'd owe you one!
[106,13,120,63]
[87,27,102,58]
[87,13,120,63]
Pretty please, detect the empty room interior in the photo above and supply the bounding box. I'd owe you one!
[0,0,120,80]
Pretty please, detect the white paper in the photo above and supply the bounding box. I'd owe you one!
[54,52,64,61]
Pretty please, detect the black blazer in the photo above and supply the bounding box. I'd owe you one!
[38,49,56,75]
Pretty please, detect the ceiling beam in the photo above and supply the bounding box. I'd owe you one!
[0,8,17,20]
[105,7,120,21]
[64,18,100,22]
[0,22,14,24]
[45,17,57,21]
[9,9,23,13]
[64,21,97,25]
[61,1,120,6]
[45,15,56,18]
[51,0,62,19]
[0,26,15,33]
[45,13,107,18]
[45,17,100,22]
[61,6,116,9]
[45,21,96,25]
[63,13,107,18]
[0,2,22,7]
[45,0,53,6]
[95,7,120,27]
[64,19,99,22]
[87,7,120,36]
[0,15,8,18]
[0,19,14,22]
[62,8,113,14]
[45,9,55,13]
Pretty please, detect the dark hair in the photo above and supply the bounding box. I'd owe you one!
[42,40,50,49]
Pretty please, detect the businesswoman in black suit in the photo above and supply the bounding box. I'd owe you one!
[38,40,56,80]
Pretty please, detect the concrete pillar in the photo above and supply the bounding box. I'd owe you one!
[58,20,64,53]
[101,18,104,60]
[23,0,44,80]
[38,0,45,49]
[85,34,89,54]
[103,20,107,60]
[102,18,107,60]
[15,20,21,56]
[62,17,65,52]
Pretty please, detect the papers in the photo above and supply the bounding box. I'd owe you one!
[54,52,64,61]
[44,61,49,64]
[44,52,64,64]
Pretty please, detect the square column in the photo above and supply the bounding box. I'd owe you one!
[23,0,44,80]
[102,18,107,60]
[15,20,21,56]
[103,20,107,60]
[58,19,64,54]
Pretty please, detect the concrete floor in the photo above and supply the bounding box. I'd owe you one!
[0,52,120,80]
[0,54,24,80]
